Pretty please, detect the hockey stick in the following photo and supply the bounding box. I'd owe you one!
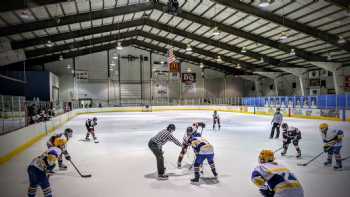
[69,160,92,178]
[342,155,350,161]
[274,147,283,153]
[297,152,323,166]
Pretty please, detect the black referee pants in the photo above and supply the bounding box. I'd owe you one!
[148,140,165,175]
[270,123,280,139]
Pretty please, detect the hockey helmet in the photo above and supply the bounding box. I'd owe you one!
[47,147,62,165]
[54,138,67,147]
[281,123,288,130]
[276,108,281,112]
[167,124,176,131]
[320,123,328,133]
[186,127,193,135]
[64,128,73,138]
[259,150,275,164]
[93,117,98,122]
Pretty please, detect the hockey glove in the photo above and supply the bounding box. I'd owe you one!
[323,144,331,153]
[259,185,275,197]
[65,155,71,161]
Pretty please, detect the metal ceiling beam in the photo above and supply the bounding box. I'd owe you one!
[153,3,327,62]
[139,31,273,72]
[9,39,248,75]
[144,18,305,69]
[325,0,350,9]
[25,31,139,57]
[0,2,152,36]
[212,0,350,52]
[11,19,144,49]
[0,0,69,12]
[10,39,135,67]
[132,39,248,75]
[24,27,262,73]
[19,17,301,72]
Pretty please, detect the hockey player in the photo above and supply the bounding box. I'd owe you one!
[320,123,344,170]
[192,122,205,135]
[190,136,218,183]
[212,110,221,130]
[47,128,73,171]
[27,147,61,197]
[280,123,302,158]
[177,127,195,168]
[251,150,304,197]
[148,124,182,180]
[85,117,98,143]
[270,108,283,139]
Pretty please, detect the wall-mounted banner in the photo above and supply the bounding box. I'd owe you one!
[182,72,196,85]
[169,62,181,73]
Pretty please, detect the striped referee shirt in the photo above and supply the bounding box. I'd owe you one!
[151,129,182,147]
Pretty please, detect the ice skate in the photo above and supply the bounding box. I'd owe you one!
[296,152,301,159]
[191,177,199,183]
[324,160,332,167]
[158,174,168,180]
[333,165,342,171]
[59,164,67,171]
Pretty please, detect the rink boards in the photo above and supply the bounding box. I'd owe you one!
[0,105,349,165]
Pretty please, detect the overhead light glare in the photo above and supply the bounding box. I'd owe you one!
[116,41,123,50]
[259,0,272,8]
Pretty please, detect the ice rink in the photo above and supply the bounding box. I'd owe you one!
[1,110,350,197]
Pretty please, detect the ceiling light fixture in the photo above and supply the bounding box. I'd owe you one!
[279,31,288,42]
[200,63,204,69]
[212,26,220,36]
[186,44,192,52]
[59,55,63,61]
[19,10,30,19]
[236,64,241,69]
[187,67,192,72]
[259,0,272,8]
[116,41,123,50]
[66,64,71,69]
[337,36,346,44]
[110,62,116,67]
[46,40,53,47]
[216,55,223,63]
[112,52,118,59]
[241,46,247,53]
[289,48,296,56]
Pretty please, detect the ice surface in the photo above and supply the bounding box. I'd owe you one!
[1,111,350,197]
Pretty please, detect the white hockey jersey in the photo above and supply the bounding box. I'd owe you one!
[321,127,344,147]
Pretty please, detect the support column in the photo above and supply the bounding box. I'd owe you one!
[310,62,343,94]
[279,68,307,96]
[254,72,283,96]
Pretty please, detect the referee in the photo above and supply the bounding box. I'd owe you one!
[148,124,182,180]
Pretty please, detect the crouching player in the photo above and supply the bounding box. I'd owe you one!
[281,123,302,158]
[27,147,61,197]
[251,150,304,197]
[320,123,344,170]
[47,128,73,170]
[192,122,205,135]
[190,137,218,183]
[177,127,195,168]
